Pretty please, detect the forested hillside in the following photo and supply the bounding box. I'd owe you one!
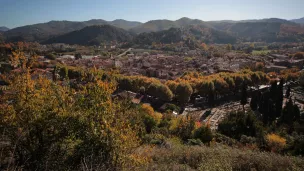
[43,25,133,45]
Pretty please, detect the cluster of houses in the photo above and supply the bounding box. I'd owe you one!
[265,54,304,72]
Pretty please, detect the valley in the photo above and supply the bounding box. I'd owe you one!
[1,11,304,171]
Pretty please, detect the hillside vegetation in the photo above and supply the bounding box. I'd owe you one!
[1,49,304,170]
[43,25,133,45]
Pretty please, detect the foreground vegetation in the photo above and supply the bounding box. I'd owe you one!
[0,49,304,170]
[136,142,304,171]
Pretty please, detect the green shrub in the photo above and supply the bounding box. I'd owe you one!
[193,126,213,144]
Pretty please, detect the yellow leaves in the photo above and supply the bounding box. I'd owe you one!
[0,104,16,123]
[9,46,38,70]
[154,112,163,124]
[142,104,154,115]
[142,104,163,124]
[169,117,179,131]
[266,133,286,152]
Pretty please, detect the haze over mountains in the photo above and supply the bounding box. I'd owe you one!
[1,17,304,45]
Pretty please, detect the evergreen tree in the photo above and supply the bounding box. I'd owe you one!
[281,98,300,125]
[259,91,271,124]
[275,79,284,117]
[75,53,82,60]
[193,126,213,144]
[250,94,258,111]
[269,80,278,100]
[208,91,215,106]
[286,85,291,98]
[241,82,248,112]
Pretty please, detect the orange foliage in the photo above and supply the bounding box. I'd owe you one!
[266,133,286,153]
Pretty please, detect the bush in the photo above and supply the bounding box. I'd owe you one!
[294,52,304,59]
[135,144,304,171]
[266,133,287,153]
[172,116,195,141]
[164,103,180,113]
[193,126,213,144]
[143,115,158,133]
[187,139,203,146]
[75,53,82,60]
[143,134,166,145]
[44,53,56,60]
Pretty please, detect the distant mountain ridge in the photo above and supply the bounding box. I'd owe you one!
[0,27,9,32]
[2,17,304,44]
[130,17,210,34]
[3,19,141,42]
[291,17,304,24]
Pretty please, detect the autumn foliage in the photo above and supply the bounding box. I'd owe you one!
[266,133,287,153]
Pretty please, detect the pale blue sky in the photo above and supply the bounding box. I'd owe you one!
[0,0,303,28]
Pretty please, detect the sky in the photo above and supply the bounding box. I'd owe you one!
[0,0,303,28]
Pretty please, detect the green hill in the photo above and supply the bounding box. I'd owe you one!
[130,17,210,34]
[133,25,237,45]
[43,25,133,45]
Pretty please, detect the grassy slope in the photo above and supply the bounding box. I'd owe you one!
[135,142,304,171]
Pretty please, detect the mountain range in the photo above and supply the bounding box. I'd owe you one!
[0,27,10,32]
[1,17,304,45]
[291,17,304,24]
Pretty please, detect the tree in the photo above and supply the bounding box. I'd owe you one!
[299,71,304,86]
[275,79,284,117]
[75,53,82,60]
[281,98,300,125]
[193,125,213,144]
[250,94,258,111]
[226,44,232,51]
[45,53,56,60]
[294,52,304,59]
[286,85,291,98]
[175,82,193,105]
[174,116,196,141]
[240,82,248,112]
[147,83,173,102]
[139,86,145,95]
[143,115,157,133]
[269,80,278,100]
[0,69,142,170]
[218,111,262,140]
[255,62,265,71]
[165,80,178,94]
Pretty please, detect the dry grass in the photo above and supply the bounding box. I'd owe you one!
[133,141,304,171]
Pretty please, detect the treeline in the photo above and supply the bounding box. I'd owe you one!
[55,65,270,106]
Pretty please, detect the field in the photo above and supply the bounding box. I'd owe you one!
[252,50,272,55]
